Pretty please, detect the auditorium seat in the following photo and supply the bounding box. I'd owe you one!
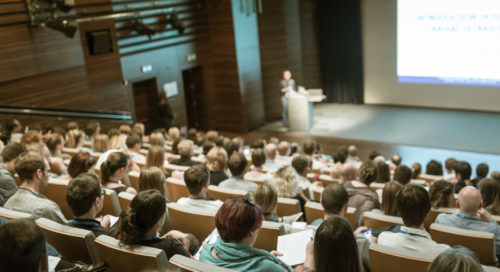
[253,221,285,252]
[207,185,248,202]
[312,187,323,202]
[369,243,434,272]
[306,173,316,183]
[94,234,169,271]
[423,207,457,230]
[276,197,301,217]
[244,175,266,185]
[36,218,100,265]
[44,179,73,219]
[167,203,216,242]
[169,254,236,272]
[0,206,32,220]
[418,173,442,184]
[117,191,135,211]
[429,223,496,265]
[410,179,427,186]
[363,211,403,229]
[166,177,189,202]
[304,201,324,224]
[99,189,122,217]
[128,171,140,191]
[318,174,339,186]
[369,182,386,191]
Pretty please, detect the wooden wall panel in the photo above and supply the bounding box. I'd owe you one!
[299,0,322,88]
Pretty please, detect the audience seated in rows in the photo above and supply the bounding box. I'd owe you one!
[393,164,412,185]
[171,139,197,167]
[429,179,455,209]
[126,134,146,164]
[378,184,450,258]
[426,160,444,176]
[372,181,402,217]
[59,151,96,180]
[276,141,292,166]
[177,164,223,211]
[45,133,71,161]
[292,155,322,200]
[146,145,167,175]
[263,143,282,171]
[478,178,500,215]
[375,161,390,184]
[219,153,257,194]
[436,186,500,257]
[244,148,272,182]
[5,151,68,224]
[454,161,473,193]
[346,145,362,169]
[93,134,109,153]
[443,157,458,181]
[0,143,26,205]
[100,152,137,195]
[206,146,229,186]
[428,246,483,272]
[139,167,169,201]
[199,197,292,271]
[472,163,489,187]
[411,162,422,179]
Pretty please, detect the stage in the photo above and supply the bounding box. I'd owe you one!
[257,103,500,174]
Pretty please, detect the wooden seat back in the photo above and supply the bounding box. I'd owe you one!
[363,211,403,229]
[166,178,189,202]
[207,185,248,202]
[166,203,216,242]
[276,197,301,217]
[45,179,73,219]
[369,243,433,272]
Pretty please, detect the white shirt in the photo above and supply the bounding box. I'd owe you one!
[177,197,223,211]
[378,226,450,258]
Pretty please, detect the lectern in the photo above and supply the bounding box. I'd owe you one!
[287,88,325,131]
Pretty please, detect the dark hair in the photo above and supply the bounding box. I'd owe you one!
[67,173,101,217]
[251,148,266,168]
[0,218,46,271]
[44,133,63,153]
[202,141,215,156]
[397,184,431,227]
[15,151,46,182]
[314,216,360,272]
[139,167,166,196]
[68,152,95,178]
[429,246,482,272]
[126,134,142,149]
[445,158,457,171]
[321,183,349,215]
[171,137,184,155]
[223,140,240,156]
[227,152,247,176]
[101,152,128,184]
[429,180,454,209]
[359,160,378,185]
[455,161,471,180]
[1,143,26,162]
[368,150,381,160]
[302,140,316,155]
[381,182,402,216]
[291,156,310,174]
[411,163,422,179]
[250,139,266,149]
[393,165,412,185]
[478,178,500,214]
[184,164,209,195]
[115,189,166,245]
[376,161,390,183]
[392,154,402,166]
[476,163,489,179]
[426,160,443,176]
[85,121,100,136]
[215,197,262,242]
[333,150,347,164]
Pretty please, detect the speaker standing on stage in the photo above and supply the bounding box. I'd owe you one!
[280,70,295,126]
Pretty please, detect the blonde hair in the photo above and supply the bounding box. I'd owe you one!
[253,183,278,220]
[149,132,165,147]
[109,134,126,150]
[94,134,110,153]
[168,127,180,141]
[146,145,165,170]
[66,129,85,148]
[205,130,219,142]
[270,166,298,198]
[139,167,167,199]
[177,139,193,157]
[206,146,228,172]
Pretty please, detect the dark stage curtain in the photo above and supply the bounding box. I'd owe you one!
[318,0,364,104]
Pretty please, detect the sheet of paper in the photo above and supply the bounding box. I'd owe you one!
[48,256,61,272]
[277,229,314,266]
[109,215,119,227]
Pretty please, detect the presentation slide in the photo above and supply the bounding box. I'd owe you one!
[398,0,500,87]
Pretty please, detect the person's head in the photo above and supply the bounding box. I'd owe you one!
[202,141,215,156]
[0,218,48,272]
[348,145,357,157]
[66,173,104,217]
[15,151,49,191]
[171,136,184,155]
[149,132,165,147]
[44,133,64,154]
[426,160,443,176]
[115,189,166,245]
[411,163,422,179]
[177,139,193,157]
[205,130,219,143]
[478,178,500,208]
[4,118,21,134]
[223,140,240,156]
[359,160,378,185]
[146,145,165,169]
[391,154,402,166]
[253,183,278,220]
[126,134,142,152]
[270,166,297,198]
[428,246,482,272]
[314,216,360,272]
[381,182,403,216]
[376,161,390,183]
[340,163,357,182]
[93,134,110,153]
[283,70,291,80]
[250,148,266,168]
[264,143,277,160]
[21,130,42,147]
[139,167,166,196]
[369,150,381,160]
[445,158,458,172]
[85,121,100,138]
[206,146,228,172]
[183,164,210,196]
[455,161,472,181]
[291,155,311,176]
[132,123,145,138]
[227,152,248,176]
[393,164,412,185]
[215,197,263,244]
[333,146,348,164]
[67,152,95,178]
[67,121,79,131]
[476,163,489,179]
[119,124,131,135]
[302,140,316,156]
[429,179,455,209]
[277,141,290,156]
[65,129,85,148]
[397,184,431,228]
[168,127,180,141]
[100,152,129,183]
[1,143,26,173]
[321,183,349,217]
[457,186,482,215]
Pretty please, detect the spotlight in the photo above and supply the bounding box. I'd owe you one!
[169,13,185,34]
[45,19,77,38]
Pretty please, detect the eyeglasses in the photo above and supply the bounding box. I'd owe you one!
[244,198,256,207]
[100,189,106,197]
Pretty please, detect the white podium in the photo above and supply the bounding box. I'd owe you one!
[287,88,325,131]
